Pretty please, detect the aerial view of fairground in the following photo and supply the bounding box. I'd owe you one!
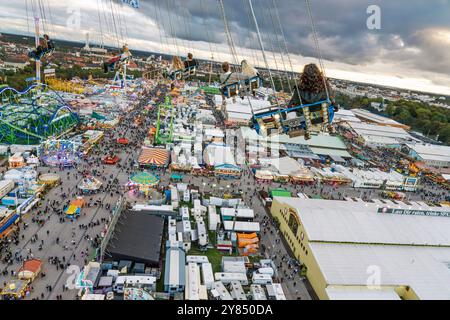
[0,0,449,306]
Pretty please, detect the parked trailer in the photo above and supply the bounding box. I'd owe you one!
[214,273,248,286]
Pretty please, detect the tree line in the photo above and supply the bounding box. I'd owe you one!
[335,92,450,145]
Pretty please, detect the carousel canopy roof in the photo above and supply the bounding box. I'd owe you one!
[129,172,160,186]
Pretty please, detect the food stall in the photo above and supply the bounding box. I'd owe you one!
[65,197,86,220]
[0,280,30,300]
[18,259,42,282]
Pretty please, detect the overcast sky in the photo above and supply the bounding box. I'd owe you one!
[1,0,450,95]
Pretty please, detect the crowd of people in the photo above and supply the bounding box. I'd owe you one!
[0,82,159,300]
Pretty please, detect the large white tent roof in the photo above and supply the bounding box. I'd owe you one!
[275,197,450,299]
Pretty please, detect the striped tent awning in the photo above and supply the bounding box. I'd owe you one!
[138,147,169,166]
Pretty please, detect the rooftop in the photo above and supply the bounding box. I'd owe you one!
[352,109,408,128]
[274,197,450,299]
[407,144,450,163]
[349,122,418,143]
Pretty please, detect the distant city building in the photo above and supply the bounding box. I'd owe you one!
[1,55,30,71]
[405,144,450,169]
[351,109,410,130]
[347,122,418,148]
[82,32,107,54]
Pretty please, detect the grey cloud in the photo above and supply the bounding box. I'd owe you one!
[0,0,449,88]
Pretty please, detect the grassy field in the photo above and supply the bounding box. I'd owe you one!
[188,247,237,273]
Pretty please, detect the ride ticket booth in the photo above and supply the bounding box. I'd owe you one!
[0,280,30,300]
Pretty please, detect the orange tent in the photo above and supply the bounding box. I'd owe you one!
[237,233,259,248]
[71,198,85,208]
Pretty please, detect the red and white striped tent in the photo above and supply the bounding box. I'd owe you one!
[138,147,170,167]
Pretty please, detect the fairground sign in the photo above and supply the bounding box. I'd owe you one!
[378,207,450,217]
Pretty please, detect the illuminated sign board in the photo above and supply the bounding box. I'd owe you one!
[378,207,450,217]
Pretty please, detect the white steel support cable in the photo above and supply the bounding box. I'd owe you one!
[218,0,239,66]
[262,3,285,93]
[97,0,105,47]
[267,0,292,94]
[272,0,303,107]
[248,0,280,108]
[243,1,258,67]
[112,0,124,44]
[116,0,130,44]
[100,0,112,45]
[37,0,47,35]
[108,0,121,48]
[172,2,187,53]
[112,0,123,44]
[219,0,256,116]
[25,0,31,36]
[44,0,55,36]
[155,0,170,55]
[181,4,193,54]
[305,0,330,101]
[153,0,166,55]
[165,0,180,56]
[200,0,216,85]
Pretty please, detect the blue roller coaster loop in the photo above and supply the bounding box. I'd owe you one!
[0,83,80,144]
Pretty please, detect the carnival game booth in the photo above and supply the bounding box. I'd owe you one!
[270,188,292,198]
[255,170,274,182]
[82,130,104,156]
[214,164,242,179]
[127,172,160,196]
[0,208,19,238]
[8,153,26,169]
[117,137,129,145]
[0,279,30,300]
[311,167,352,186]
[38,173,61,188]
[290,167,316,185]
[18,259,42,282]
[39,139,82,167]
[26,155,39,167]
[78,176,102,194]
[65,197,85,220]
[83,130,104,145]
[138,147,170,168]
[103,153,120,165]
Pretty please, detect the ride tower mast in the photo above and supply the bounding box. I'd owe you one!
[34,17,41,86]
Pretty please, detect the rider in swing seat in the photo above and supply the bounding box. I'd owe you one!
[287,63,339,138]
[220,60,259,104]
[103,45,132,73]
[184,52,199,70]
[28,34,54,60]
[167,56,185,80]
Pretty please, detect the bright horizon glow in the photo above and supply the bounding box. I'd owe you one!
[0,1,449,96]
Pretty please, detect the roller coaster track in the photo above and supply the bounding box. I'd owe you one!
[0,83,67,104]
[0,83,80,144]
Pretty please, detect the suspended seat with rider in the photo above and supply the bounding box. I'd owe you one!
[219,60,262,100]
[167,53,199,81]
[28,34,55,60]
[251,64,338,139]
[103,45,132,74]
